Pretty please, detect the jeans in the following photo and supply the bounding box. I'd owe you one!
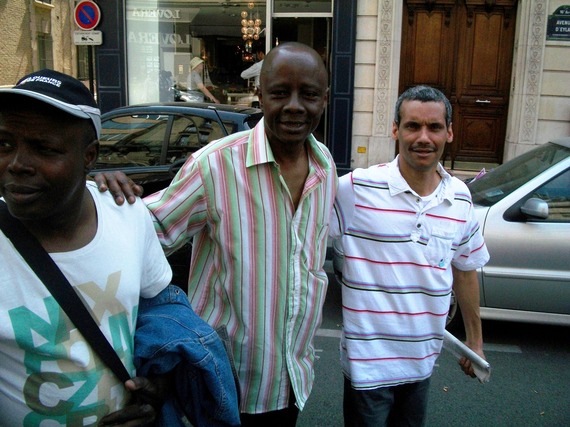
[343,376,431,427]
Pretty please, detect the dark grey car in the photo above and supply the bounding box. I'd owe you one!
[94,102,263,195]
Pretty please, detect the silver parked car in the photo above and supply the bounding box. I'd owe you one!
[460,137,570,328]
[333,137,570,330]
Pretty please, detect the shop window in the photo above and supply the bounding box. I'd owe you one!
[125,1,266,105]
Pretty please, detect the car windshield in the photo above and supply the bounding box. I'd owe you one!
[468,142,570,206]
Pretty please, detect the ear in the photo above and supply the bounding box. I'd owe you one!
[84,140,99,172]
[391,121,399,141]
[447,122,454,144]
[257,88,264,110]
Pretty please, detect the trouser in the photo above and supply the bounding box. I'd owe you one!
[343,376,431,427]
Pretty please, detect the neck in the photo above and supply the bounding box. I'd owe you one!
[399,162,442,197]
[22,190,97,253]
[270,139,308,165]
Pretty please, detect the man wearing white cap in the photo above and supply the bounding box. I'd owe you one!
[0,70,172,425]
[187,57,220,103]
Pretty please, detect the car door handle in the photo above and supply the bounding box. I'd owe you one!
[476,99,491,104]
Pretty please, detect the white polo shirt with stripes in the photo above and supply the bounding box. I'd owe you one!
[330,157,489,390]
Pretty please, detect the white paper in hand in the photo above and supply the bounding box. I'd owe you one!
[442,330,491,383]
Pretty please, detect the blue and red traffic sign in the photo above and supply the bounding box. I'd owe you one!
[75,1,101,31]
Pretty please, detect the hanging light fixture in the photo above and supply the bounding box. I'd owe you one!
[240,2,262,53]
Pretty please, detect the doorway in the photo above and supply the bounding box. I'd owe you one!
[399,0,518,167]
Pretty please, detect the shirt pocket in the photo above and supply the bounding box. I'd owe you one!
[424,227,456,268]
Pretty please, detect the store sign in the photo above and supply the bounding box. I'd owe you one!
[547,5,570,41]
[128,7,199,22]
[128,32,191,46]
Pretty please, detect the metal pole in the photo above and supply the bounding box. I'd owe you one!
[88,45,95,95]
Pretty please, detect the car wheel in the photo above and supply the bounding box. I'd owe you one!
[446,289,464,333]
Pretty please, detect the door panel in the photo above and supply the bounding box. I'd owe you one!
[400,1,517,166]
[453,107,504,158]
[452,5,516,164]
[400,3,455,92]
[410,12,451,85]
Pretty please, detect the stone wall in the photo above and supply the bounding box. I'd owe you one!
[0,0,76,86]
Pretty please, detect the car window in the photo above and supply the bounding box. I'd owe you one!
[98,114,169,168]
[166,115,226,163]
[531,169,570,221]
[469,142,570,206]
[221,120,238,135]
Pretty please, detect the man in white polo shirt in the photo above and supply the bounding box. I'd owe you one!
[330,85,489,426]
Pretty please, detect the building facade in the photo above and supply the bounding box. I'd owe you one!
[0,0,89,87]
[353,0,570,170]
[1,0,568,172]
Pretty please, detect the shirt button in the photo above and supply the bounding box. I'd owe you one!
[416,223,422,228]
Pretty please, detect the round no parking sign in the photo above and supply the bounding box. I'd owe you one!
[75,1,101,31]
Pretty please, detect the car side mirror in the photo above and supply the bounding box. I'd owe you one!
[520,197,549,219]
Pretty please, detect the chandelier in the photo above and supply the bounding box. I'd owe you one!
[240,2,262,53]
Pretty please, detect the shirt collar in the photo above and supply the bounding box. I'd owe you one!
[387,155,455,203]
[246,120,333,179]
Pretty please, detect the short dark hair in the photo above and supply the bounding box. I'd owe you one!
[394,85,452,127]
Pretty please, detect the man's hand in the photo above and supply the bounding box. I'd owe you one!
[98,377,162,426]
[93,171,143,205]
[458,346,486,378]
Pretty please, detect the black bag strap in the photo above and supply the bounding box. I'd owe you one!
[0,201,131,383]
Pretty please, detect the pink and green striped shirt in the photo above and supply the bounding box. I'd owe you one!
[144,120,337,413]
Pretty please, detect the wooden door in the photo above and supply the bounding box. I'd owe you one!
[399,0,518,166]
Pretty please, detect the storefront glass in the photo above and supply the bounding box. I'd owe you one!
[126,1,266,105]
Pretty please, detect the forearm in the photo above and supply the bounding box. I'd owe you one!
[452,266,483,352]
[198,84,218,102]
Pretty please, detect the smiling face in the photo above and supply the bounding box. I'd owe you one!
[393,100,453,176]
[258,44,329,152]
[0,98,97,224]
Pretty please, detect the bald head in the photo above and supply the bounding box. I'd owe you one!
[260,42,328,90]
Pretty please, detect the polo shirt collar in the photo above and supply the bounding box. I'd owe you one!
[387,155,455,204]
